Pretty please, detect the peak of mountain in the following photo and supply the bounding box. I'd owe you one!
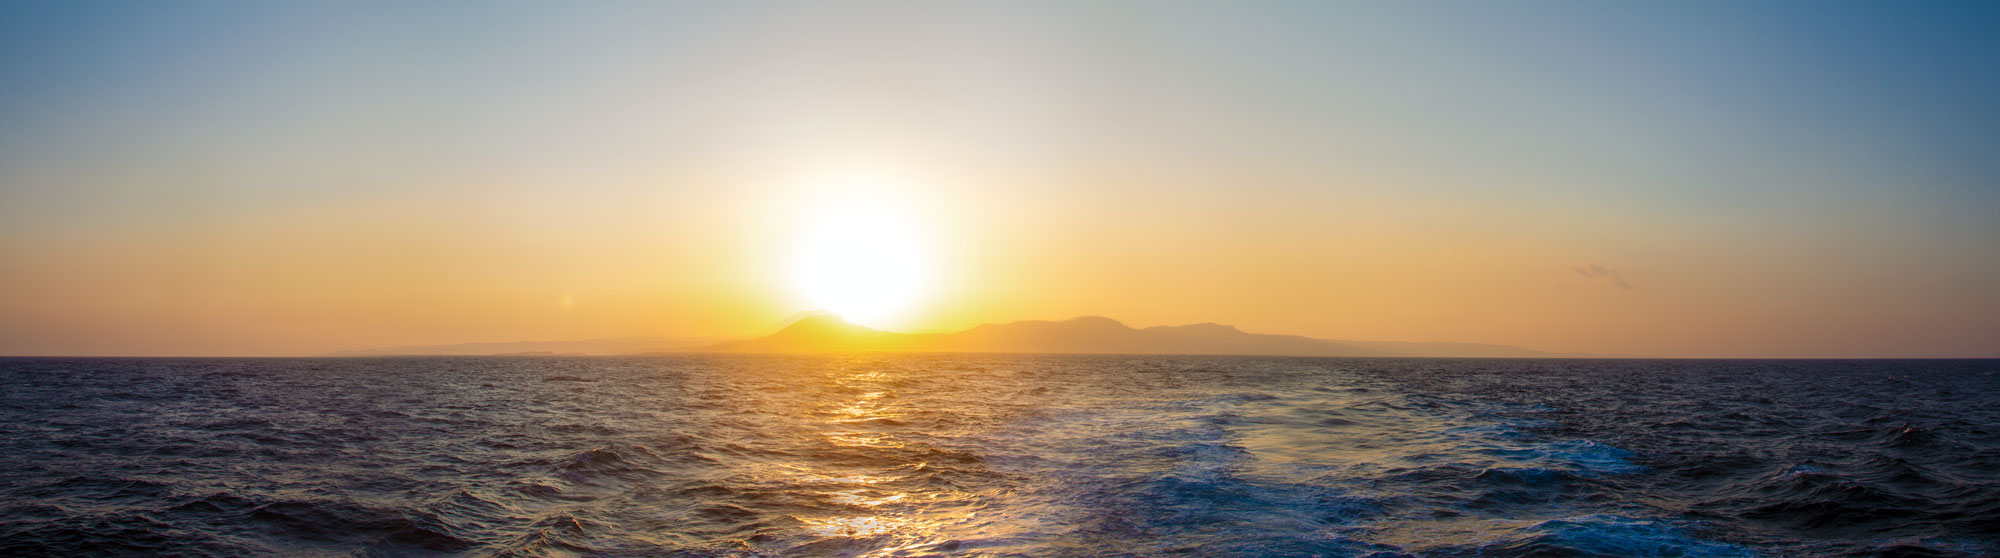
[702,314,906,353]
[780,313,866,332]
[769,310,846,331]
[697,316,1581,358]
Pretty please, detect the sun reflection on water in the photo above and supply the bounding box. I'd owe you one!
[784,365,945,553]
[802,515,909,538]
[824,489,907,508]
[827,432,904,448]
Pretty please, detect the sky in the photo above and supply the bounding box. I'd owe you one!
[1,1,1996,357]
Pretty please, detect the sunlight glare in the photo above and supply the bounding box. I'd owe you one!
[788,179,934,328]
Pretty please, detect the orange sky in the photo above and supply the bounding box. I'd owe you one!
[1,3,1996,357]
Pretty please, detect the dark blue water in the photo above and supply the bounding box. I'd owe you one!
[1,356,1995,557]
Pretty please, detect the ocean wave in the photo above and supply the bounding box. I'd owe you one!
[1429,515,1758,558]
[0,355,1994,556]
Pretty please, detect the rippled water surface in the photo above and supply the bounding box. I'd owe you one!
[2,356,1996,557]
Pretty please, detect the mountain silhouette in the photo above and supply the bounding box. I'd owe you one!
[698,315,1577,357]
[710,314,910,352]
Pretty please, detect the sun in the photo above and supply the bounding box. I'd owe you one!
[788,190,933,328]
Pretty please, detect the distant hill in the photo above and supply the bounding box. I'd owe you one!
[699,315,1585,357]
[323,336,712,356]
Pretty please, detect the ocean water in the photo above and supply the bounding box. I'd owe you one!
[1,356,1995,557]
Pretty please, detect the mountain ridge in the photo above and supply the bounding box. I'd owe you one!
[699,315,1597,358]
[324,315,1610,357]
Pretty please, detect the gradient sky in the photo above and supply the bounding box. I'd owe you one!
[2,1,1996,357]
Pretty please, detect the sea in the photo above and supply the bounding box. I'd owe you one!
[1,355,1995,557]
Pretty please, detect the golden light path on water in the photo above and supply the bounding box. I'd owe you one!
[793,368,954,554]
